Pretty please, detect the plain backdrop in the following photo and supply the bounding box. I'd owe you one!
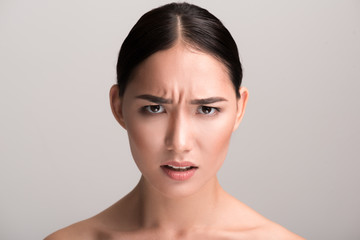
[1,0,359,239]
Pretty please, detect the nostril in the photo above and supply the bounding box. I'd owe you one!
[165,135,192,152]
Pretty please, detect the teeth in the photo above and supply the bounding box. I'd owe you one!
[167,165,192,170]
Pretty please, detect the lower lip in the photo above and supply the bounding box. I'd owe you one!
[161,166,197,181]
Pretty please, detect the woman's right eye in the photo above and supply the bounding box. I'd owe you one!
[143,105,165,114]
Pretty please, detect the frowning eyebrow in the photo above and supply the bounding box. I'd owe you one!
[190,97,227,105]
[136,94,172,104]
[136,94,227,105]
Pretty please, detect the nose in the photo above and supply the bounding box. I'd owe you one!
[165,110,193,153]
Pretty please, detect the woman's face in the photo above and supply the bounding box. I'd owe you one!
[111,43,248,198]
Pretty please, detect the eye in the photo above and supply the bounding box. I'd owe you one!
[143,105,165,114]
[197,106,219,115]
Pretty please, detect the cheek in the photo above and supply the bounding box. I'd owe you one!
[125,115,166,165]
[195,112,235,166]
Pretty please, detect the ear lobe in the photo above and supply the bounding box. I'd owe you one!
[109,84,127,129]
[233,87,249,132]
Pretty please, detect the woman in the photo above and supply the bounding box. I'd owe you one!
[46,2,304,239]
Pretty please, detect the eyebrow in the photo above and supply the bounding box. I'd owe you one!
[190,97,227,105]
[136,94,172,104]
[135,94,227,105]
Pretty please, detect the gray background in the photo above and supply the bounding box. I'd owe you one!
[1,0,359,239]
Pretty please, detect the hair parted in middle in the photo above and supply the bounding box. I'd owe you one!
[116,2,242,98]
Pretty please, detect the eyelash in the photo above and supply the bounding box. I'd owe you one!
[142,105,166,114]
[197,106,220,115]
[141,105,220,116]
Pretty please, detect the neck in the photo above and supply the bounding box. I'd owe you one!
[129,175,225,230]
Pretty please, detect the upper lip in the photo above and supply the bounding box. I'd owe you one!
[161,161,198,168]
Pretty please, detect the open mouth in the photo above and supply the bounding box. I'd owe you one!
[160,163,198,181]
[162,165,198,172]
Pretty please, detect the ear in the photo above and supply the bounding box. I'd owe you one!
[109,84,127,130]
[233,87,249,132]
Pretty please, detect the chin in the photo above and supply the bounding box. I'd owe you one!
[158,182,202,199]
[141,171,217,200]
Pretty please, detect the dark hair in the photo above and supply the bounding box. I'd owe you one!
[116,2,242,98]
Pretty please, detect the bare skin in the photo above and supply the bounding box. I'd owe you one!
[45,179,304,239]
[45,43,304,240]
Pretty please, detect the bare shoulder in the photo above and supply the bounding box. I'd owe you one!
[44,219,110,240]
[255,221,305,240]
[238,208,305,239]
[44,197,136,240]
[233,213,305,240]
[221,195,305,239]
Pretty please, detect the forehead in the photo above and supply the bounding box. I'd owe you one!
[126,43,235,98]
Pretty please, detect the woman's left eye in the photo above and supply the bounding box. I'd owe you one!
[197,106,219,115]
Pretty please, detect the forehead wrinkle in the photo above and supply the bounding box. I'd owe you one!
[127,43,235,104]
[139,84,186,105]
